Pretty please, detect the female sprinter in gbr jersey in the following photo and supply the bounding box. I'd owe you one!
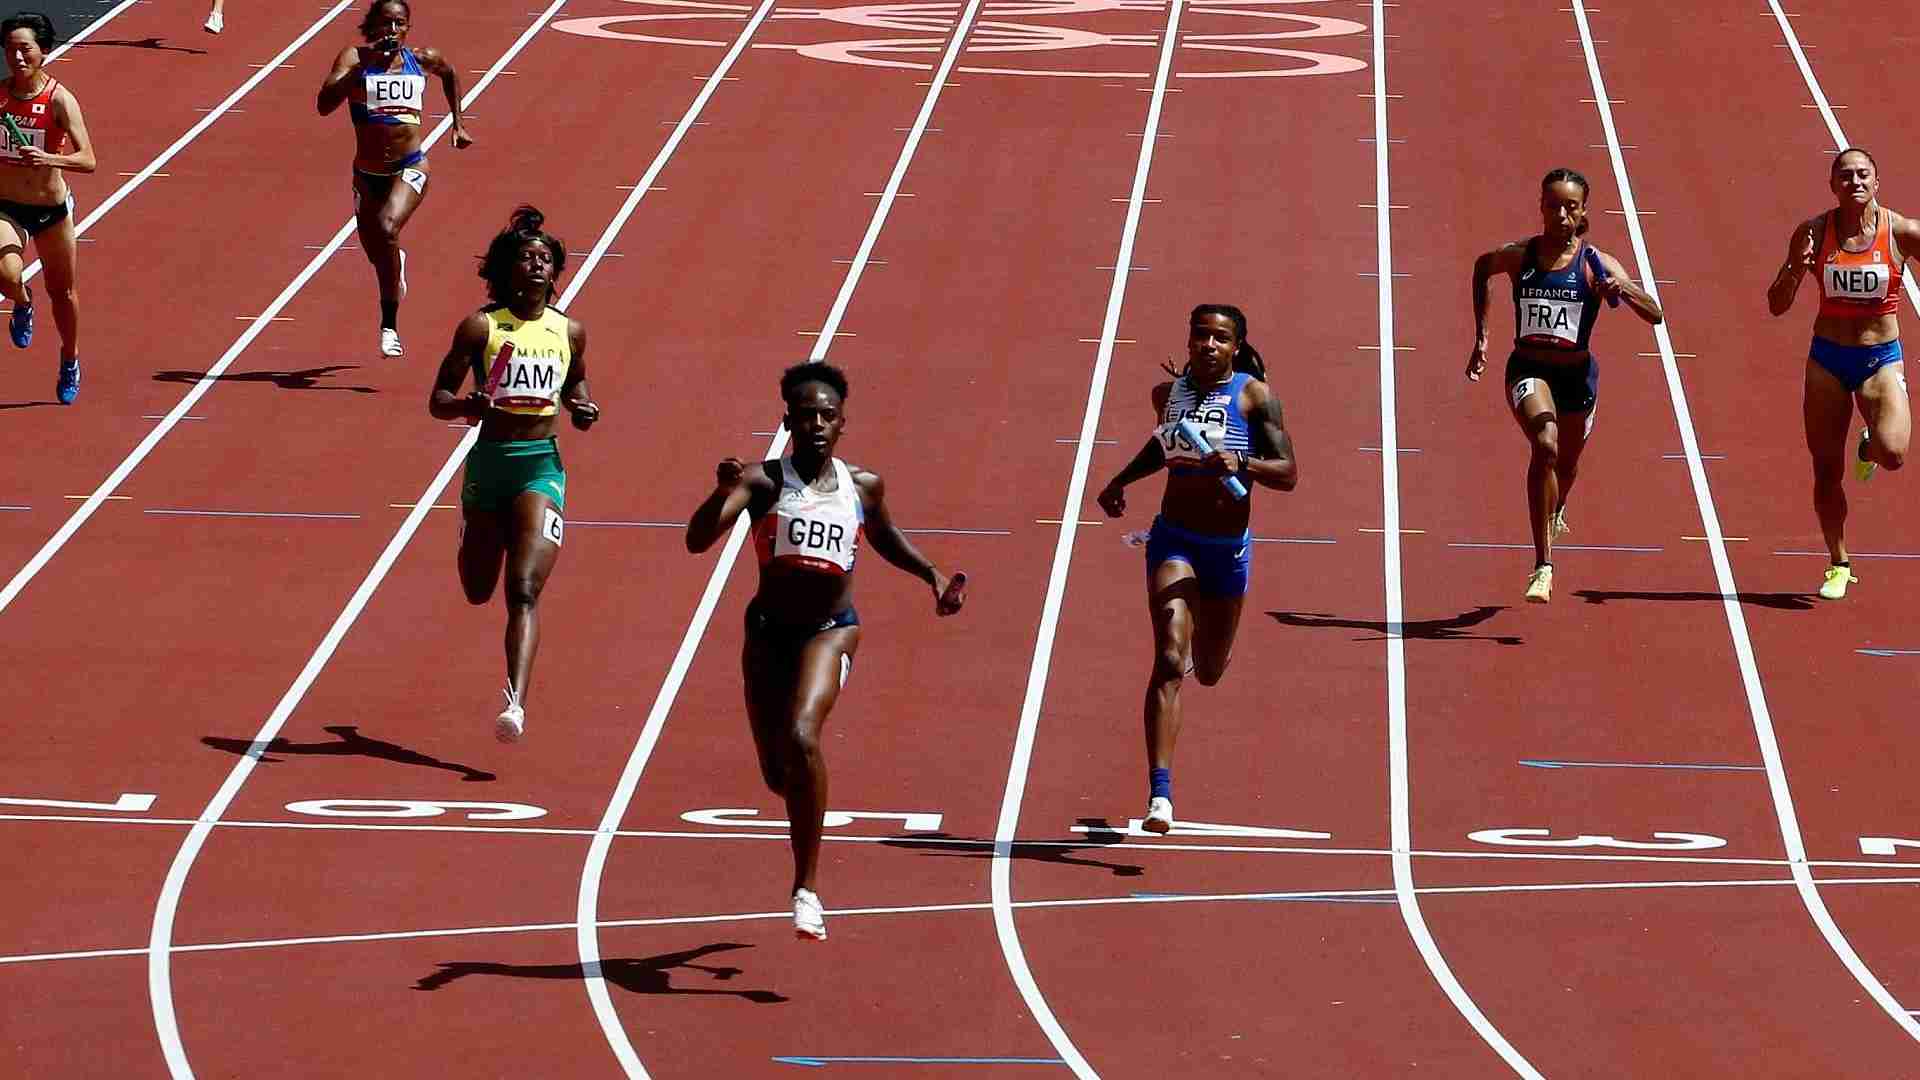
[686,362,964,942]
[1769,147,1916,601]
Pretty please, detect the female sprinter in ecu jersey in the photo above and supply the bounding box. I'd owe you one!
[686,361,964,942]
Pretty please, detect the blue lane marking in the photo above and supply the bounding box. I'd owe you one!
[1859,649,1920,657]
[1520,758,1764,772]
[1130,891,1395,904]
[1447,541,1664,553]
[774,1057,1067,1068]
[1774,549,1920,559]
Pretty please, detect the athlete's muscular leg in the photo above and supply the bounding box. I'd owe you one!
[1554,406,1594,514]
[500,491,560,705]
[0,217,28,306]
[1145,563,1198,771]
[1509,378,1562,566]
[1857,362,1910,471]
[1187,591,1245,687]
[457,507,506,603]
[1805,359,1858,564]
[778,627,858,894]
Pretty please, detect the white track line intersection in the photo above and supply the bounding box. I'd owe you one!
[1573,0,1920,1046]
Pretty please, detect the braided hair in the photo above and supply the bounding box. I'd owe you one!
[1164,303,1267,382]
[477,205,567,304]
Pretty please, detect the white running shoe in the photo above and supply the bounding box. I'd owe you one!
[398,248,408,300]
[380,328,404,357]
[495,688,525,743]
[793,888,827,941]
[1549,507,1569,540]
[203,11,223,33]
[1143,796,1174,835]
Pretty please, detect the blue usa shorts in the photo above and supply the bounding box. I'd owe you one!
[1145,515,1251,598]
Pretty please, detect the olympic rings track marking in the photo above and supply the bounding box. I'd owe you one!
[13,3,358,294]
[1368,3,1540,1075]
[987,2,1183,1077]
[565,0,997,1072]
[1572,0,1920,1046]
[562,2,781,1074]
[142,7,576,1076]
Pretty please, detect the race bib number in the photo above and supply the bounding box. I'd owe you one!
[489,353,564,411]
[541,507,564,547]
[400,167,426,195]
[1157,418,1227,465]
[0,125,48,163]
[1517,297,1582,345]
[774,511,854,571]
[1509,378,1540,410]
[1825,262,1891,302]
[364,72,424,120]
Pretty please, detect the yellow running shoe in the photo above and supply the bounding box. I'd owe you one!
[1856,428,1877,483]
[1524,564,1553,604]
[1550,507,1570,540]
[1819,563,1856,601]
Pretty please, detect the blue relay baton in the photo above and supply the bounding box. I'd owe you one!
[1176,418,1248,499]
[1584,245,1620,308]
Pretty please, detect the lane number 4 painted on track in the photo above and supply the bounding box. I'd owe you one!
[682,808,945,832]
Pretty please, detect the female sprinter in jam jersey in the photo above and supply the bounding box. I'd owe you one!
[1769,148,1916,601]
[318,0,470,358]
[0,11,95,405]
[686,362,964,942]
[1094,304,1296,835]
[1468,167,1662,603]
[429,206,597,743]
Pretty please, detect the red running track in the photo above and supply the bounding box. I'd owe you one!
[6,1,1920,1077]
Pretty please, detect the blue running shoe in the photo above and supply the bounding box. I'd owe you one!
[9,296,32,348]
[56,356,78,405]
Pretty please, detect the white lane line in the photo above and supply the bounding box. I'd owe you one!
[0,2,410,619]
[142,509,360,520]
[24,1,358,294]
[1576,0,1920,1046]
[1371,5,1541,1077]
[570,0,995,1070]
[144,8,577,1078]
[45,0,139,63]
[991,5,1184,1079]
[567,3,781,1076]
[20,875,1920,969]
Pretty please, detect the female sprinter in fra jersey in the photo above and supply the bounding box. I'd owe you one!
[1093,304,1296,836]
[686,362,965,942]
[1768,148,1916,601]
[1468,167,1662,603]
[318,0,471,358]
[429,206,598,743]
[0,11,95,405]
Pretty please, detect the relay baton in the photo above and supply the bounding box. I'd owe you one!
[481,340,515,397]
[1584,245,1620,308]
[1176,418,1248,499]
[0,113,27,151]
[939,571,967,613]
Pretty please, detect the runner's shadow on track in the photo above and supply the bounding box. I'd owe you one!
[1573,589,1815,611]
[0,399,56,409]
[413,943,788,1003]
[200,725,496,782]
[878,832,1145,877]
[71,38,209,56]
[1266,606,1523,645]
[153,366,377,393]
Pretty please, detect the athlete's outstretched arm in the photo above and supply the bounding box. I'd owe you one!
[1242,381,1297,492]
[1468,241,1527,380]
[316,45,362,115]
[686,460,772,553]
[1590,248,1663,325]
[852,468,958,614]
[428,313,490,422]
[561,318,598,430]
[1769,217,1820,317]
[416,47,471,148]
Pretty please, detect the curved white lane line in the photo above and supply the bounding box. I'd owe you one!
[1570,0,1920,1045]
[144,7,575,1076]
[1369,3,1544,1077]
[568,1,990,1075]
[988,4,1184,1078]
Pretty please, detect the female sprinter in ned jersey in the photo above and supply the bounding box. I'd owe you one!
[0,11,95,404]
[318,0,471,357]
[1768,148,1916,601]
[429,206,597,743]
[1094,304,1297,836]
[686,362,965,942]
[1468,167,1662,603]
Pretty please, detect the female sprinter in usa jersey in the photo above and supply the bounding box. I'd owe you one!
[1769,148,1917,601]
[1468,167,1662,603]
[686,362,965,942]
[1094,304,1297,837]
[430,206,598,744]
[318,0,471,357]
